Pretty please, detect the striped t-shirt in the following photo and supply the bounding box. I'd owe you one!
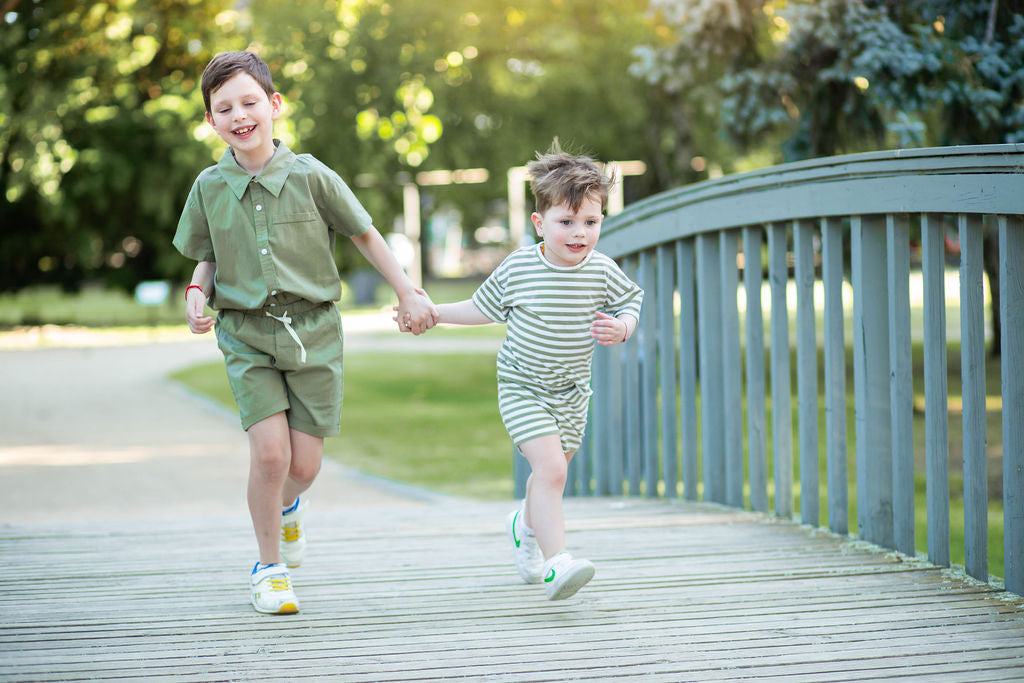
[471,243,644,392]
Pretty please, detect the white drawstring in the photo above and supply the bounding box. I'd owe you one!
[265,311,307,363]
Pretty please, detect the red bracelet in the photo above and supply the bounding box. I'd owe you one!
[185,284,205,300]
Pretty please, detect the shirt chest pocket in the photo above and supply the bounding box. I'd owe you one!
[273,211,321,226]
[270,211,330,260]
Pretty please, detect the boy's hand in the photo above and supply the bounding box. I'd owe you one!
[591,311,629,346]
[185,289,214,334]
[394,287,439,335]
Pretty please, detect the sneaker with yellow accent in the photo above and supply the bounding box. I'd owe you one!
[280,498,308,568]
[250,563,299,614]
[506,507,544,584]
[543,552,594,601]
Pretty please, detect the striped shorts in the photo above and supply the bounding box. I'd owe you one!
[497,380,591,453]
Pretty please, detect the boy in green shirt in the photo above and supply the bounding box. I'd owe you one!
[174,51,437,614]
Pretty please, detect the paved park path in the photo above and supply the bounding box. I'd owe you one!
[0,317,499,527]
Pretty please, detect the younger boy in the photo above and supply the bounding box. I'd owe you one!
[415,142,643,599]
[174,51,436,614]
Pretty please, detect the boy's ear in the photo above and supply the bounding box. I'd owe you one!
[270,92,283,120]
[531,211,543,237]
[205,110,215,128]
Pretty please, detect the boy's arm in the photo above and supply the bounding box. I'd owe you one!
[349,227,438,334]
[591,311,637,346]
[437,299,493,326]
[185,261,215,335]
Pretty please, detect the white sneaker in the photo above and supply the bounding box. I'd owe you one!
[543,552,595,601]
[250,563,299,614]
[506,507,544,584]
[280,498,308,568]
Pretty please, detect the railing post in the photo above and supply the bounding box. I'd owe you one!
[677,239,699,501]
[959,213,988,582]
[656,244,679,498]
[513,446,527,500]
[794,219,819,526]
[768,222,793,518]
[720,230,743,508]
[821,217,848,536]
[852,215,894,549]
[638,249,660,497]
[696,233,725,502]
[743,226,768,514]
[886,213,915,556]
[921,214,950,567]
[1000,214,1024,595]
[592,345,611,496]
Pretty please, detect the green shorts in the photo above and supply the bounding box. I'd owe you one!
[215,297,344,437]
[497,380,591,453]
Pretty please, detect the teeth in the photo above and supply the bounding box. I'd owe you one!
[234,126,254,135]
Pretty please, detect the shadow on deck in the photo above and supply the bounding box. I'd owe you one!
[2,498,1024,681]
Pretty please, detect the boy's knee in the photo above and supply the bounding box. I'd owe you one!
[250,443,290,478]
[289,457,321,485]
[534,458,568,488]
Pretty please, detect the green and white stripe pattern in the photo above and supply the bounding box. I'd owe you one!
[472,244,643,449]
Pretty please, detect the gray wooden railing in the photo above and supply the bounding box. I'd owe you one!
[513,144,1024,595]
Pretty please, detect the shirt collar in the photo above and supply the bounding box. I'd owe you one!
[216,139,296,200]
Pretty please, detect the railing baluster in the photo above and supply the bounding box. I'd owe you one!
[608,340,625,495]
[622,256,642,497]
[1000,214,1024,594]
[721,231,743,507]
[697,234,725,502]
[592,346,611,496]
[656,244,679,498]
[768,222,793,518]
[959,213,988,582]
[921,213,950,567]
[639,249,659,497]
[887,213,915,555]
[743,226,768,513]
[821,217,848,536]
[852,215,894,549]
[794,219,819,526]
[677,239,699,501]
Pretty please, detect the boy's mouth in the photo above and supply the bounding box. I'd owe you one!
[567,242,587,251]
[233,125,256,138]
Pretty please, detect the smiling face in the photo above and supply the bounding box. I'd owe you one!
[205,71,282,173]
[531,194,604,267]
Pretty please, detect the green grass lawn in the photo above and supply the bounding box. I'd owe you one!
[171,351,513,500]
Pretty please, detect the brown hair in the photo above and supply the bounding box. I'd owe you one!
[527,138,613,215]
[201,51,275,114]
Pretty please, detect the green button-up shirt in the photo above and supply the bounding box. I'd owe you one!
[173,140,371,310]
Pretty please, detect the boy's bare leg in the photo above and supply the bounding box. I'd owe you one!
[518,434,570,559]
[247,413,293,565]
[281,427,324,506]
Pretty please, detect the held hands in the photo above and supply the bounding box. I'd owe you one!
[185,288,214,335]
[393,287,439,335]
[591,311,630,346]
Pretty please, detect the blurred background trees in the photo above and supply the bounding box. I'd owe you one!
[2,0,1022,293]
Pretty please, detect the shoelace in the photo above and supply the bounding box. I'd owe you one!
[266,576,293,592]
[281,525,302,542]
[265,310,307,363]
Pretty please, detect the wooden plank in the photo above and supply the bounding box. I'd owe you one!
[820,217,848,536]
[958,213,988,581]
[696,233,724,502]
[638,249,659,497]
[886,213,915,555]
[768,222,793,518]
[920,213,950,567]
[794,219,819,526]
[719,230,743,507]
[742,226,768,513]
[655,243,678,497]
[676,239,699,501]
[851,215,893,549]
[1001,214,1024,595]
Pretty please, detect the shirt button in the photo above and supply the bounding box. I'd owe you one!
[261,248,268,255]
[269,303,276,307]
[271,290,278,295]
[255,204,262,211]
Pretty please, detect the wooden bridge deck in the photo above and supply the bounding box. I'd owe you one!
[2,498,1023,682]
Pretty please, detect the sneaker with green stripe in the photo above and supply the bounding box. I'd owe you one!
[505,507,544,584]
[543,552,594,600]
